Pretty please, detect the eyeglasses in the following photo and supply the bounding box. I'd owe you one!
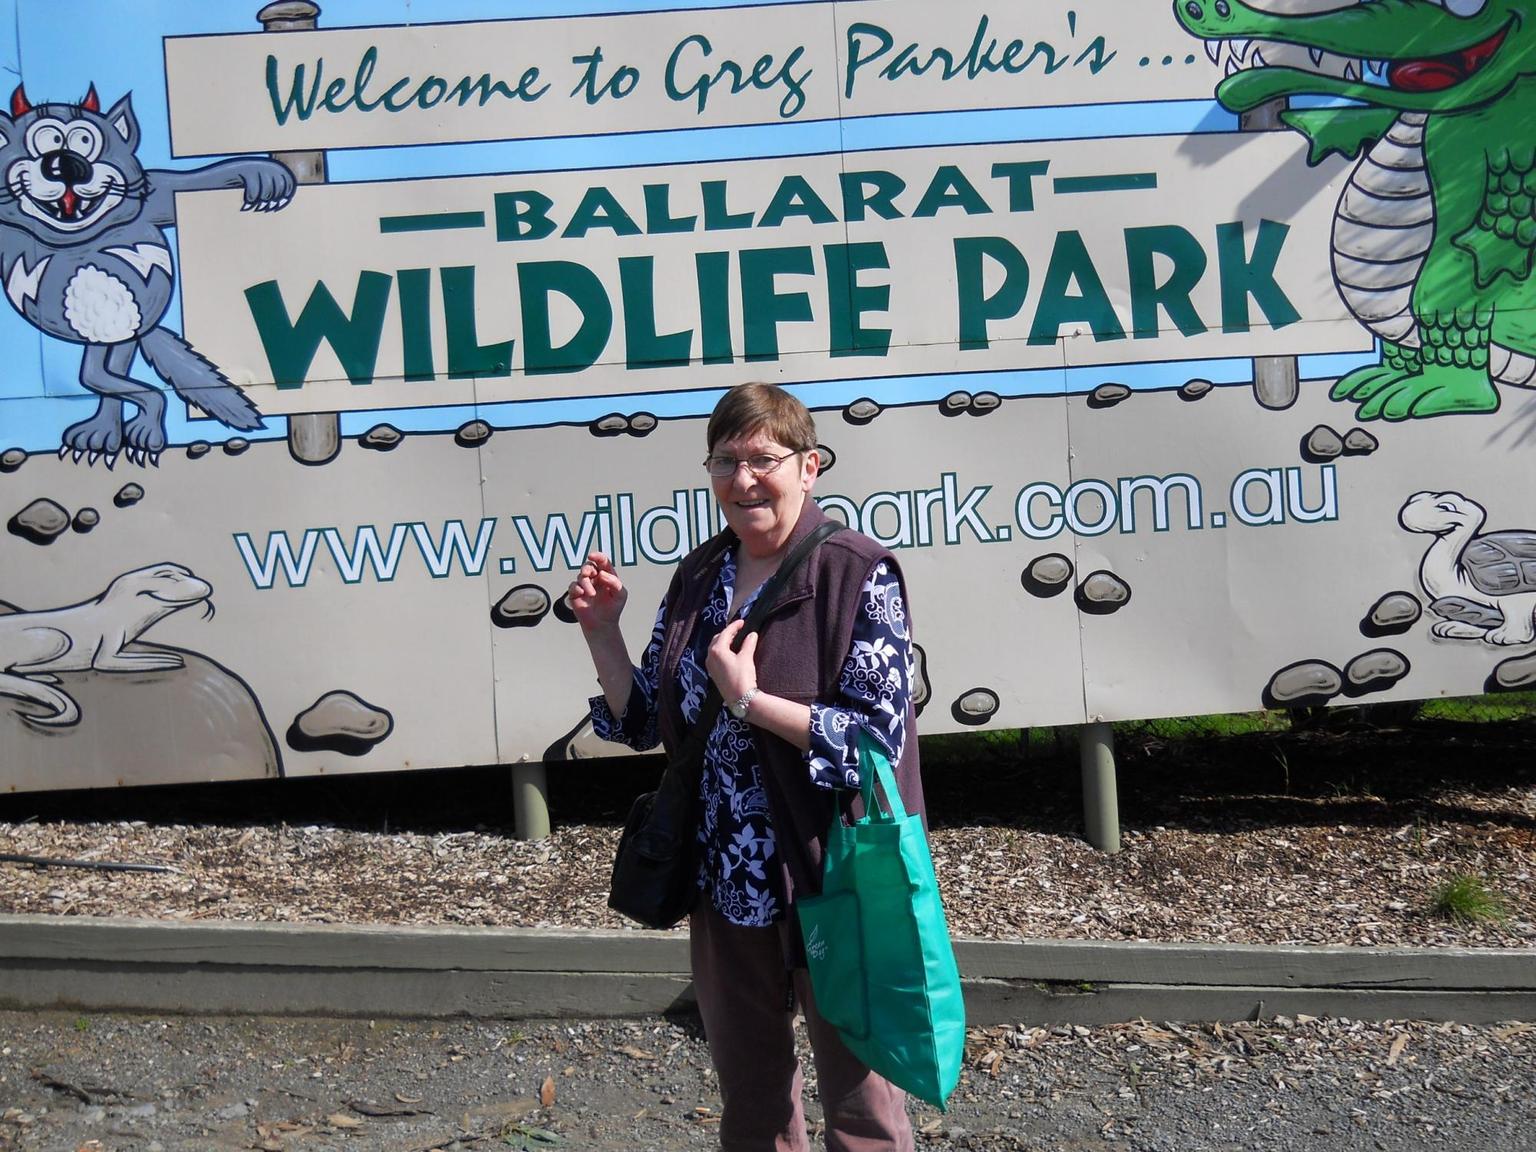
[702,450,802,478]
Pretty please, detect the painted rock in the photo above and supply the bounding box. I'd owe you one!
[492,584,552,629]
[1076,571,1131,614]
[951,687,999,726]
[1361,591,1421,636]
[1022,553,1074,598]
[7,498,69,545]
[1343,649,1409,695]
[287,691,394,756]
[360,424,404,451]
[1263,660,1342,708]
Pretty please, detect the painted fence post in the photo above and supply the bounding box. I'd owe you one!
[258,1,341,466]
[1242,97,1301,411]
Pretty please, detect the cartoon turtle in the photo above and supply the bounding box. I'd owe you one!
[1399,492,1536,645]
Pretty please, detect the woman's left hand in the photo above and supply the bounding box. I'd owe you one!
[706,618,758,703]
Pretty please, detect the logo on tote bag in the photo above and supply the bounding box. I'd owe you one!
[805,923,827,961]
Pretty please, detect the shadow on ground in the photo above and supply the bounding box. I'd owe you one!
[2,713,1532,841]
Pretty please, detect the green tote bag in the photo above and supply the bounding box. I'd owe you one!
[797,730,965,1110]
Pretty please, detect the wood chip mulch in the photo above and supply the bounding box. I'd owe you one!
[1,719,1533,948]
[0,793,1531,947]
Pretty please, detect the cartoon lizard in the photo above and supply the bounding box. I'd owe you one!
[0,85,294,465]
[0,562,213,728]
[1176,0,1536,420]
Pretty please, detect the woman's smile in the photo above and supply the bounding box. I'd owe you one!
[710,433,818,556]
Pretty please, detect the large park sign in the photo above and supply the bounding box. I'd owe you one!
[0,0,1531,792]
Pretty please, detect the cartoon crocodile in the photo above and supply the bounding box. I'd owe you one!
[1175,0,1535,421]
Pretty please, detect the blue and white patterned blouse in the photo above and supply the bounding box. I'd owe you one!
[590,550,914,928]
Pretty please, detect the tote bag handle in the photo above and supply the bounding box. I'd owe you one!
[858,733,908,825]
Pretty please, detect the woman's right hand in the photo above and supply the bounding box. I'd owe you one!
[569,551,627,632]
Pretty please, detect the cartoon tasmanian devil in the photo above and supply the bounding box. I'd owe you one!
[0,84,294,466]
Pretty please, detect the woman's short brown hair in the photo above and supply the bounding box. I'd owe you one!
[706,383,817,453]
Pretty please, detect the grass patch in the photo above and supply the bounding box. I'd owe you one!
[1421,691,1536,723]
[920,726,1039,768]
[1121,711,1290,739]
[919,694,1536,767]
[1428,874,1507,925]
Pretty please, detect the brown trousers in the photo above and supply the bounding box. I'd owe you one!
[689,903,915,1152]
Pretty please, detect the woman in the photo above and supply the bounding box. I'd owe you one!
[570,382,924,1151]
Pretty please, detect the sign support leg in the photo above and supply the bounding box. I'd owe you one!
[512,763,551,841]
[1079,722,1121,854]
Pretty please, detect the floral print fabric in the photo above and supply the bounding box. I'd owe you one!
[590,551,914,927]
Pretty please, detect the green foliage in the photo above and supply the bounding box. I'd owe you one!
[1428,874,1507,925]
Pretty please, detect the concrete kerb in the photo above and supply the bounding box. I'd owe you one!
[2,914,1534,1025]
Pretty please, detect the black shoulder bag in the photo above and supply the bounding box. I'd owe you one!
[608,521,844,929]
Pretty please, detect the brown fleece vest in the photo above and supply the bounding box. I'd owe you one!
[656,500,927,906]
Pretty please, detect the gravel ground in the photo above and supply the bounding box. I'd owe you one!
[3,718,1535,1148]
[2,1012,1534,1151]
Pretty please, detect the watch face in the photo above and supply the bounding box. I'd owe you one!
[728,701,747,719]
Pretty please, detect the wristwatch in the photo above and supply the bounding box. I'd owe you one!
[727,687,758,721]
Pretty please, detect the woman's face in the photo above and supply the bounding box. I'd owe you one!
[709,428,819,558]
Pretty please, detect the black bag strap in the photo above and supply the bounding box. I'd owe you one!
[671,520,845,772]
